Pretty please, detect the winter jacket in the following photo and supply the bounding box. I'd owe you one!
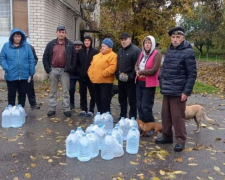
[88,48,117,83]
[159,40,197,96]
[42,38,76,74]
[116,43,141,81]
[77,37,98,80]
[135,35,162,87]
[0,28,35,81]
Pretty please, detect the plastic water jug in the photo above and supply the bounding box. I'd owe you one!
[113,137,124,158]
[112,127,123,146]
[17,104,26,124]
[126,127,140,154]
[75,127,84,138]
[87,131,99,158]
[115,123,123,136]
[66,130,79,158]
[77,133,92,162]
[118,117,130,141]
[129,117,138,128]
[2,107,11,128]
[95,124,106,150]
[101,132,115,160]
[93,112,103,126]
[103,112,113,133]
[85,124,94,134]
[11,106,22,128]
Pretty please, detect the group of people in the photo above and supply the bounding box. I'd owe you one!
[0,26,197,152]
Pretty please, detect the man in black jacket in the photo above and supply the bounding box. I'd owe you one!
[116,32,141,120]
[155,27,197,152]
[77,36,98,117]
[43,26,76,117]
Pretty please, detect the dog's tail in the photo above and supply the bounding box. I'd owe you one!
[203,112,215,123]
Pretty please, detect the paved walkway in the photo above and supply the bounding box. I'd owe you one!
[0,82,224,180]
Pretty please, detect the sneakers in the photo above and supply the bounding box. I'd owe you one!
[64,111,71,117]
[79,111,86,116]
[47,111,55,117]
[86,111,93,117]
[31,104,40,109]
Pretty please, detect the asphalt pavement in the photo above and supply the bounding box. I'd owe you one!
[0,82,224,180]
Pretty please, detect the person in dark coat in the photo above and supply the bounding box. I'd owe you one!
[155,27,197,152]
[116,32,141,120]
[77,36,98,117]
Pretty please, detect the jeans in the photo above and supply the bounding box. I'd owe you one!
[136,79,156,123]
[48,68,70,112]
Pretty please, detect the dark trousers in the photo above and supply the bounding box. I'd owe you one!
[79,79,95,113]
[26,77,37,106]
[93,83,113,114]
[69,76,79,106]
[136,79,156,123]
[118,80,137,118]
[6,80,28,107]
[161,95,187,144]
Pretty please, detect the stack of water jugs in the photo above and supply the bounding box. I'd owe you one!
[66,111,140,161]
[1,104,26,128]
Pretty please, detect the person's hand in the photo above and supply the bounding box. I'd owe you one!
[181,93,188,101]
[136,71,140,77]
[139,75,145,78]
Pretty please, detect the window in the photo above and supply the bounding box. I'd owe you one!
[0,0,11,36]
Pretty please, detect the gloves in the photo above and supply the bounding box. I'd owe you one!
[119,73,128,82]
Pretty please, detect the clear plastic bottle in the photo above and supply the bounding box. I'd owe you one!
[85,124,94,134]
[130,117,138,128]
[101,132,115,160]
[112,127,123,146]
[11,106,22,128]
[87,131,99,158]
[104,112,113,133]
[118,117,130,141]
[75,127,84,138]
[66,130,79,158]
[93,112,103,126]
[115,123,123,136]
[77,133,92,162]
[95,124,106,150]
[17,104,25,124]
[126,127,140,154]
[2,107,11,128]
[113,137,124,158]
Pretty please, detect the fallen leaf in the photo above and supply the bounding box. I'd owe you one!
[223,163,225,166]
[13,178,19,180]
[188,157,194,162]
[173,171,186,175]
[214,166,220,172]
[184,147,193,152]
[31,163,36,168]
[215,137,221,141]
[152,177,161,180]
[201,123,207,127]
[52,156,61,159]
[202,170,210,173]
[59,162,67,165]
[130,161,139,165]
[159,170,166,175]
[188,163,198,166]
[207,127,214,130]
[42,156,50,160]
[174,157,183,163]
[30,156,36,161]
[208,177,214,180]
[25,173,31,179]
[48,159,53,163]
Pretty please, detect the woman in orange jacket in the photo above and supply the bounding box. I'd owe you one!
[88,38,117,114]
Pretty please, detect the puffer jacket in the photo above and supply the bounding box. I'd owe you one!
[88,48,117,83]
[159,40,197,96]
[0,28,35,81]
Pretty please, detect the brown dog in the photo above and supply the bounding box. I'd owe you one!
[185,105,216,133]
[137,119,162,137]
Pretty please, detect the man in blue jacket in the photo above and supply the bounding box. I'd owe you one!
[155,27,197,152]
[0,28,35,107]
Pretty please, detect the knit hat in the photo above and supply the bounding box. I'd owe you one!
[102,38,113,48]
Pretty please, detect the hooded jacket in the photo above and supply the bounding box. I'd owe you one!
[88,48,117,83]
[0,28,35,81]
[135,35,162,87]
[159,40,197,96]
[42,37,76,74]
[77,36,98,80]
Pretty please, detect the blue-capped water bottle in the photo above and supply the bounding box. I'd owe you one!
[101,132,115,160]
[11,106,22,128]
[77,133,92,162]
[2,107,11,128]
[87,131,99,158]
[118,117,130,141]
[75,127,84,138]
[130,117,138,128]
[104,112,113,133]
[66,130,79,158]
[95,124,106,150]
[126,127,140,154]
[93,112,102,126]
[112,127,123,146]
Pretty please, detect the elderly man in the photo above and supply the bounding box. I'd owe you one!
[116,32,141,121]
[155,27,197,152]
[43,26,76,117]
[0,28,35,107]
